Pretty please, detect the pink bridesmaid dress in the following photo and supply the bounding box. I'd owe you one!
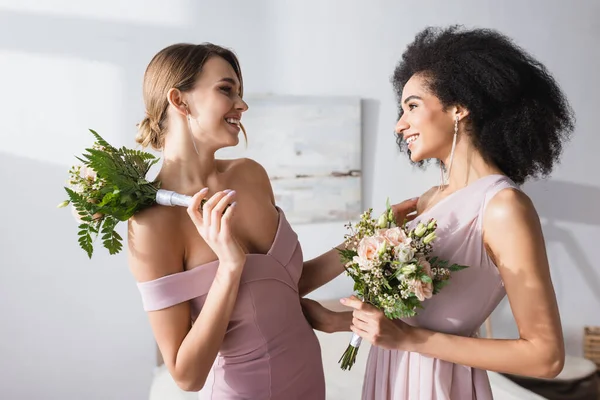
[137,206,326,399]
[362,174,521,400]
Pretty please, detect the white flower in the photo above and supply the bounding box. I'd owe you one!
[352,255,372,271]
[401,263,417,275]
[81,166,97,181]
[376,213,388,229]
[396,242,415,263]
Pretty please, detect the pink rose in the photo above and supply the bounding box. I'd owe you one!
[357,236,383,260]
[408,278,433,302]
[353,236,386,270]
[379,227,409,247]
[418,256,432,278]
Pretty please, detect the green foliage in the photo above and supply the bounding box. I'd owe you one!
[60,129,161,258]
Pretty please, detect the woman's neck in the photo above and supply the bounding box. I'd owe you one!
[157,124,221,194]
[440,138,504,192]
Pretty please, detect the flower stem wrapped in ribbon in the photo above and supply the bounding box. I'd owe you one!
[337,198,469,370]
[58,129,199,258]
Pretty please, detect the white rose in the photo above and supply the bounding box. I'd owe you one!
[396,243,415,263]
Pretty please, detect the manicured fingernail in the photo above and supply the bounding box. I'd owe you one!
[340,298,346,304]
[410,197,418,201]
[231,201,237,207]
[223,189,232,193]
[199,187,208,194]
[227,190,236,196]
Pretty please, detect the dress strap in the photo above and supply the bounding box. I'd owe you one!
[136,264,217,311]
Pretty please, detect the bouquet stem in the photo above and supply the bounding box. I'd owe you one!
[338,332,362,371]
[155,189,193,208]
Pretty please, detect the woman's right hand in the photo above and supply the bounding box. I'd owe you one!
[187,188,246,269]
[391,197,419,225]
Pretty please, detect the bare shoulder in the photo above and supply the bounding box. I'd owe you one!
[221,157,274,202]
[482,187,545,269]
[127,205,184,283]
[484,187,538,226]
[225,157,270,178]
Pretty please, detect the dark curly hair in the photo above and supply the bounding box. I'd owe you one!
[393,25,575,185]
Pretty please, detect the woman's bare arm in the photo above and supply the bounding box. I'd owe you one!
[298,198,419,296]
[128,191,245,391]
[345,188,565,378]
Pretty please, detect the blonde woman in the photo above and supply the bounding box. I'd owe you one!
[128,43,325,399]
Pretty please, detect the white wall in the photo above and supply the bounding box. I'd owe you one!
[0,1,598,399]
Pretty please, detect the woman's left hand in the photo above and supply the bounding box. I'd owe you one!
[341,295,413,351]
[300,298,335,333]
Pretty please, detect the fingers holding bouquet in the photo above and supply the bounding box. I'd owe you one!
[341,295,411,351]
[59,130,247,259]
[336,198,469,370]
[391,197,419,226]
[187,188,246,268]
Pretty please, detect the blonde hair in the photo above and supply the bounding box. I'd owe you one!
[136,43,246,150]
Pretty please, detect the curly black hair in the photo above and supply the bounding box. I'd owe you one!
[392,25,575,185]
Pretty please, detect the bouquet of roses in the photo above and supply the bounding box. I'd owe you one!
[57,129,197,259]
[337,199,468,370]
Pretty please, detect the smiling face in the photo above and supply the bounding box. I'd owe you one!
[395,74,456,163]
[138,43,249,152]
[183,56,248,149]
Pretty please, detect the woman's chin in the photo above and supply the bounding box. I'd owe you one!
[408,145,436,163]
[229,135,240,146]
[409,150,425,163]
[221,135,240,149]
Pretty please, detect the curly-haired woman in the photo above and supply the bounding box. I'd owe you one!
[301,25,575,400]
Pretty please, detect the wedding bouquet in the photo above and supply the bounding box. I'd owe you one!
[337,199,468,370]
[57,129,196,258]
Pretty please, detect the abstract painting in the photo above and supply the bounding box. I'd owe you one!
[216,94,362,224]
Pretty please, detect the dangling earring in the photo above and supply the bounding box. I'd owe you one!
[184,104,200,156]
[440,116,459,188]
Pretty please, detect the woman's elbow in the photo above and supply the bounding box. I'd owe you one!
[535,347,565,379]
[540,355,564,379]
[174,376,205,392]
[169,366,206,392]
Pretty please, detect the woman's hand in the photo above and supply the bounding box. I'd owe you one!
[300,298,337,333]
[187,188,246,268]
[391,197,419,225]
[341,295,414,350]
